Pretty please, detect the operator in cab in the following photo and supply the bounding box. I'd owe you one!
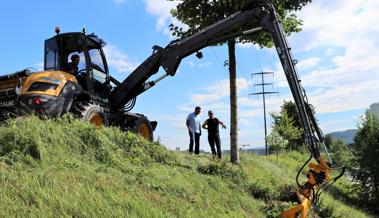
[64,54,80,75]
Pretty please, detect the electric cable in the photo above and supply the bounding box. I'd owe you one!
[210,47,229,74]
[253,47,262,71]
[235,48,251,82]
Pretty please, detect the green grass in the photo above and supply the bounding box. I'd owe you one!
[0,116,371,217]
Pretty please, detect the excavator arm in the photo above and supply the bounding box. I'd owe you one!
[110,1,344,216]
[110,0,272,111]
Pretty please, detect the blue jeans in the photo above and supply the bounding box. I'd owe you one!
[189,131,200,154]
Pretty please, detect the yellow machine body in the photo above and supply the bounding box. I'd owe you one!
[20,71,77,97]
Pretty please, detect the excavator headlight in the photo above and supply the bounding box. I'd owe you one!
[28,82,58,92]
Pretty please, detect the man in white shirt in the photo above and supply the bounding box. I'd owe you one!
[186,106,202,154]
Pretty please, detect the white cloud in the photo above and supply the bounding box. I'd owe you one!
[186,61,194,67]
[189,93,224,105]
[325,48,337,57]
[189,78,251,105]
[296,57,321,71]
[267,0,379,115]
[186,61,212,68]
[198,62,212,68]
[319,115,360,134]
[154,114,188,130]
[103,45,139,73]
[237,43,260,49]
[143,0,187,35]
[239,108,262,118]
[299,37,379,113]
[294,0,379,50]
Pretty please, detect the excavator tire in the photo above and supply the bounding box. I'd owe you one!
[131,115,153,141]
[71,102,107,127]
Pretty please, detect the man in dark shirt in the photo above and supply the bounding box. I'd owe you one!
[64,54,80,75]
[202,110,226,159]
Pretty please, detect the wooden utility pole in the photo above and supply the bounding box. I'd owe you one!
[228,39,239,164]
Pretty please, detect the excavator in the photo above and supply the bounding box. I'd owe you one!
[0,0,345,216]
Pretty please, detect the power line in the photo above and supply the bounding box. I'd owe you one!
[253,47,262,71]
[210,47,229,74]
[211,46,251,84]
[236,49,251,81]
[250,71,278,156]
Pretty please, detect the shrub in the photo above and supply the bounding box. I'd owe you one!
[197,162,248,186]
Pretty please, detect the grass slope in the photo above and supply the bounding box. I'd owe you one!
[0,116,371,218]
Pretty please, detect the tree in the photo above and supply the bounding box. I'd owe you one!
[169,0,311,163]
[270,110,302,151]
[282,101,301,128]
[271,100,318,151]
[267,130,288,164]
[324,134,333,149]
[281,100,317,148]
[352,112,379,213]
[328,138,353,167]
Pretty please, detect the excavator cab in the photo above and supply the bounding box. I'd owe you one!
[44,30,111,100]
[2,30,114,119]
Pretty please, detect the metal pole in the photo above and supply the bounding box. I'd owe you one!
[243,27,263,35]
[250,72,278,156]
[262,73,268,155]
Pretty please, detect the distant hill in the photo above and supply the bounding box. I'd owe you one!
[327,129,357,144]
[326,102,378,144]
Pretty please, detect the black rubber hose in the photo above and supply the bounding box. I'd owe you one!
[296,154,313,187]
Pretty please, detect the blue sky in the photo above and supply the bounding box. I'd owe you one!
[1,0,378,151]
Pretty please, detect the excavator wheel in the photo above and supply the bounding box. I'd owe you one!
[131,116,154,141]
[71,102,107,127]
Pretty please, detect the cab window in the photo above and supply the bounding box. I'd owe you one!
[89,49,106,72]
[45,50,58,70]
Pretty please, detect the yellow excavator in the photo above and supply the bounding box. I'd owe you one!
[0,0,345,216]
